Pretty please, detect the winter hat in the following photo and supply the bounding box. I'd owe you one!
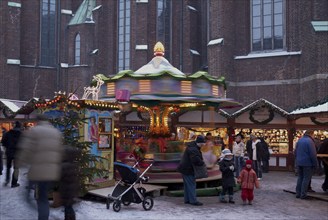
[246,160,252,165]
[14,121,21,128]
[195,135,206,144]
[221,149,233,157]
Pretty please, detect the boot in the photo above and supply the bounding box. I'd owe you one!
[229,195,235,204]
[51,191,62,208]
[220,195,227,203]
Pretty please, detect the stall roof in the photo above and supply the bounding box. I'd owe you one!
[230,98,289,118]
[290,101,328,114]
[0,98,38,117]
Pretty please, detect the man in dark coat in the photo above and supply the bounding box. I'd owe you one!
[259,137,270,173]
[177,135,206,206]
[246,134,263,179]
[318,138,328,192]
[295,130,318,199]
[1,121,22,187]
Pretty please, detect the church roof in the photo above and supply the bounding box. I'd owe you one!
[69,0,96,26]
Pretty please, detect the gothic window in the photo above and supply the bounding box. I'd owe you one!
[251,0,284,51]
[75,34,81,65]
[157,0,171,61]
[118,0,131,71]
[40,0,56,66]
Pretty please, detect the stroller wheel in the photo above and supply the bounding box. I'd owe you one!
[142,196,154,211]
[112,200,121,212]
[122,200,131,206]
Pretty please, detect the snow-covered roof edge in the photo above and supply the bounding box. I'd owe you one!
[290,102,328,114]
[230,98,289,118]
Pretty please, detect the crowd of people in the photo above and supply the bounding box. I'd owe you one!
[1,116,79,220]
[177,131,327,206]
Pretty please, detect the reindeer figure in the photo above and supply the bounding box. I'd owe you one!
[82,75,104,100]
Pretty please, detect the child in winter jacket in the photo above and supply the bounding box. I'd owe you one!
[238,160,260,205]
[219,149,236,203]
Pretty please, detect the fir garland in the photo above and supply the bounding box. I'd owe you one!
[249,107,274,125]
[310,117,328,126]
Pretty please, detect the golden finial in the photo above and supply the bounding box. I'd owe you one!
[154,42,165,56]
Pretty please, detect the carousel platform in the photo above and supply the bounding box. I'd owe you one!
[283,189,328,202]
[88,183,168,198]
[147,165,222,184]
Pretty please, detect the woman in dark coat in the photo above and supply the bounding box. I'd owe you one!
[60,146,80,220]
[219,149,236,203]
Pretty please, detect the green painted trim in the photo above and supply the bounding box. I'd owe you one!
[311,21,328,32]
[8,2,21,7]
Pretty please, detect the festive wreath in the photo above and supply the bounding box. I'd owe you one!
[310,117,328,126]
[249,107,274,125]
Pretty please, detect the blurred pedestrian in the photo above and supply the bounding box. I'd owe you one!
[238,160,260,205]
[1,121,22,187]
[219,149,235,204]
[232,134,245,177]
[177,135,206,206]
[259,137,270,173]
[294,130,318,199]
[17,115,64,220]
[318,138,328,192]
[60,146,80,220]
[246,134,263,180]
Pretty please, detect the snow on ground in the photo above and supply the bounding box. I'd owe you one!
[1,169,327,220]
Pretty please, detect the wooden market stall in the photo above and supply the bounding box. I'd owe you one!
[229,99,292,171]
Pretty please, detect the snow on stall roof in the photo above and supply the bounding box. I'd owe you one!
[290,102,328,114]
[0,99,27,112]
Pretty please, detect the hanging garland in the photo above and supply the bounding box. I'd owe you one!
[310,117,328,126]
[249,107,274,125]
[186,127,221,133]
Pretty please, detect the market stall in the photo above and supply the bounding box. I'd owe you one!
[34,93,120,189]
[229,99,292,171]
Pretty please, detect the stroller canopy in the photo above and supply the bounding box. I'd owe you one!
[114,162,139,184]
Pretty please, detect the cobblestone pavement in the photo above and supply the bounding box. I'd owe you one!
[1,170,327,220]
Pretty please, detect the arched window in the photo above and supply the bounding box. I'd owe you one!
[75,34,81,65]
[251,0,285,51]
[40,0,56,66]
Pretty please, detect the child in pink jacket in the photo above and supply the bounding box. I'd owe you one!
[238,160,260,205]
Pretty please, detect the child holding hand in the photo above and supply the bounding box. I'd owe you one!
[238,160,260,205]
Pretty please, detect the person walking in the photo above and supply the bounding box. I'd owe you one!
[294,130,318,199]
[259,137,270,173]
[246,134,263,180]
[317,138,328,192]
[177,135,206,206]
[219,149,236,204]
[17,115,64,220]
[1,121,22,187]
[232,134,245,177]
[238,160,260,205]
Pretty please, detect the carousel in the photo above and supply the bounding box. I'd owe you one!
[96,42,240,184]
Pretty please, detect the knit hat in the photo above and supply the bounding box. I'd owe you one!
[195,135,206,143]
[246,160,252,165]
[221,149,233,157]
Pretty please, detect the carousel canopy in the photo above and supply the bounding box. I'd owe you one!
[98,42,239,108]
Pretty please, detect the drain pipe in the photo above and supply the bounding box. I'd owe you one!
[56,0,61,91]
[179,0,184,71]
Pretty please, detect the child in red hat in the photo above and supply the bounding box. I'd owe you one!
[237,160,260,205]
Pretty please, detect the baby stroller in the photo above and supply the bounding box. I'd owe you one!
[106,160,154,212]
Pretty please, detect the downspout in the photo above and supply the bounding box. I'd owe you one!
[56,0,61,91]
[179,0,183,71]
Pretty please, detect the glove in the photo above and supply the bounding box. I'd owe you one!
[229,165,234,171]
